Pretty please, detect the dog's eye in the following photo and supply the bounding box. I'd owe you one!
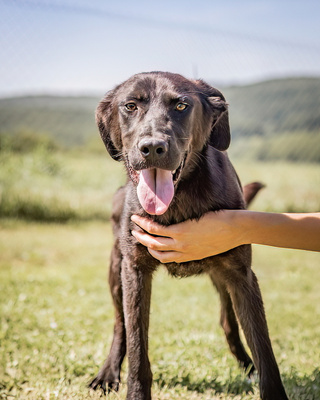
[175,102,188,111]
[125,103,137,112]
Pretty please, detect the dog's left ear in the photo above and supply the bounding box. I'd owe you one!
[194,80,231,151]
[207,96,230,151]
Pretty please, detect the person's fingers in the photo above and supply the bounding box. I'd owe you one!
[132,229,175,251]
[131,215,175,237]
[147,248,185,263]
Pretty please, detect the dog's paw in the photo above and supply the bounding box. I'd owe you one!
[89,375,120,394]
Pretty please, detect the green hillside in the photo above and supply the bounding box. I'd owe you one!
[222,77,320,137]
[0,77,320,161]
[0,95,99,147]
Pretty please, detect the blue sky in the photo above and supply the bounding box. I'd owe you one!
[1,0,320,96]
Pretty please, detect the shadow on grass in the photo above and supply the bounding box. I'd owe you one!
[154,368,320,399]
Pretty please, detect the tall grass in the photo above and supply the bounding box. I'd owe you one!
[0,148,126,222]
[231,158,320,213]
[0,147,319,223]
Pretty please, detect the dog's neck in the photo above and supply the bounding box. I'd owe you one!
[140,146,244,226]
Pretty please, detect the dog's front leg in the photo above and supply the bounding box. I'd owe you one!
[121,256,153,400]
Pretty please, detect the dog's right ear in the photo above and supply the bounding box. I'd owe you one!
[96,89,122,161]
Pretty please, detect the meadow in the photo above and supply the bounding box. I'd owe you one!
[1,147,319,221]
[0,148,320,399]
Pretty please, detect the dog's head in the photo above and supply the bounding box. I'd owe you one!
[97,72,230,215]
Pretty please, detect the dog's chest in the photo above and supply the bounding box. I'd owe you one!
[164,259,214,277]
[132,240,227,277]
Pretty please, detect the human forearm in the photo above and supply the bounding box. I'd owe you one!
[131,211,320,264]
[236,211,320,251]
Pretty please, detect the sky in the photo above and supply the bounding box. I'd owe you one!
[1,0,320,97]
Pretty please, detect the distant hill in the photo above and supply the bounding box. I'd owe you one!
[221,77,320,137]
[1,77,320,161]
[0,95,99,147]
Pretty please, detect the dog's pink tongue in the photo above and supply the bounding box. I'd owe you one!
[137,169,174,215]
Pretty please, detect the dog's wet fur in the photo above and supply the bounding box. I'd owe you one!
[89,72,288,400]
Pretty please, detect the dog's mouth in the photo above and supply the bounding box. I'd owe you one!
[127,156,186,215]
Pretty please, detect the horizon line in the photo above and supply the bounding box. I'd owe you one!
[1,74,320,100]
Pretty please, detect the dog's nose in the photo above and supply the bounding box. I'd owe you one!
[138,139,168,160]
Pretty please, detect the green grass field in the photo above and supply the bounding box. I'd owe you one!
[1,150,319,221]
[0,150,320,399]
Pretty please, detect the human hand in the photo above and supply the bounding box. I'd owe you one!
[131,210,245,263]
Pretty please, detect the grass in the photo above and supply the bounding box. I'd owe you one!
[0,150,319,398]
[0,220,319,399]
[0,149,126,222]
[229,131,320,164]
[0,149,320,222]
[231,158,320,213]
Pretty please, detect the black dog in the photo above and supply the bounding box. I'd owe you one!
[89,72,288,400]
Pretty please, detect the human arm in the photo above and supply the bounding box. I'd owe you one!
[131,211,320,263]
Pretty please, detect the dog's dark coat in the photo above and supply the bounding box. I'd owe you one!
[89,72,288,400]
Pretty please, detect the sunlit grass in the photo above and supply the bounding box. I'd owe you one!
[0,150,126,221]
[1,148,319,398]
[0,221,319,399]
[232,158,320,213]
[0,150,319,223]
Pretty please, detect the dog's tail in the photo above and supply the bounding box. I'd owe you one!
[243,182,265,208]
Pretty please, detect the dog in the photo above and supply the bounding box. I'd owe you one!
[89,72,288,400]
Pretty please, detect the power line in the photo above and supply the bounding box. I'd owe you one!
[5,0,320,51]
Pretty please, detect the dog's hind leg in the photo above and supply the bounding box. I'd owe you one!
[221,258,288,400]
[209,274,255,375]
